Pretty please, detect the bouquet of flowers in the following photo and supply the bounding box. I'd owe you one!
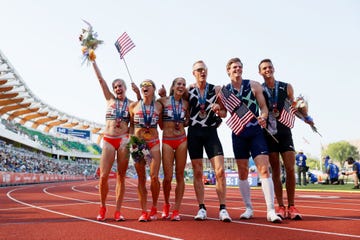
[127,135,152,164]
[292,95,321,136]
[79,20,103,64]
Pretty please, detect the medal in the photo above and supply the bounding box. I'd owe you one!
[115,98,128,128]
[197,84,208,119]
[199,108,207,119]
[272,108,279,118]
[171,96,183,132]
[141,100,155,140]
[263,81,279,118]
[115,118,122,128]
[143,128,152,140]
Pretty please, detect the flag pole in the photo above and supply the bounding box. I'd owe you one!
[122,56,134,83]
[229,101,279,143]
[243,103,279,143]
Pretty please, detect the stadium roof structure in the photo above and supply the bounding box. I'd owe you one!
[0,49,105,143]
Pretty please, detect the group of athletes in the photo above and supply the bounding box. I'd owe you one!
[91,55,314,223]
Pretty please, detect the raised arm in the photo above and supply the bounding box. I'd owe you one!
[92,61,113,101]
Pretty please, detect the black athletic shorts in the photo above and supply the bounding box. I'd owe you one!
[187,126,223,159]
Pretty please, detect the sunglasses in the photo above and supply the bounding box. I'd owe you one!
[140,81,153,87]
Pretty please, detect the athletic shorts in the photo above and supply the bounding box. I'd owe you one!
[265,130,295,153]
[232,125,268,159]
[187,126,223,159]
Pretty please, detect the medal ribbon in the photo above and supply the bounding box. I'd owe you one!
[116,98,128,120]
[197,83,208,107]
[263,81,279,111]
[141,100,154,129]
[171,96,182,122]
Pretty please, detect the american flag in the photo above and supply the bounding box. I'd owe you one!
[278,99,296,128]
[226,103,254,135]
[114,32,135,59]
[219,86,241,114]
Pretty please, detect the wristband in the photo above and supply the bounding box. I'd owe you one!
[305,115,313,122]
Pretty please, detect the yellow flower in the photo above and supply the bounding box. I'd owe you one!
[89,49,96,61]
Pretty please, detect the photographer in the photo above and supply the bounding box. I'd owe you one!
[345,157,360,189]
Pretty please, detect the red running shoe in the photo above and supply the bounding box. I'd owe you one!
[96,206,106,221]
[148,206,158,220]
[138,211,148,222]
[161,204,170,219]
[171,210,181,221]
[114,211,125,221]
[275,206,286,220]
[288,206,302,220]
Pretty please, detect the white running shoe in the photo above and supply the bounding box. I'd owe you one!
[219,209,232,222]
[267,210,282,223]
[240,208,254,219]
[194,208,207,220]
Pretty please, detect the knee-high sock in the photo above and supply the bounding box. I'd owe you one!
[239,180,252,209]
[261,177,275,212]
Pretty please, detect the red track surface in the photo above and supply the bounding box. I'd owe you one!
[1,179,359,240]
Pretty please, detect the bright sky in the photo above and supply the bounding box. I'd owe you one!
[1,0,359,159]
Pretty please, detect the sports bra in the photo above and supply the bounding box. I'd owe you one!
[134,100,159,128]
[162,97,186,122]
[105,98,130,123]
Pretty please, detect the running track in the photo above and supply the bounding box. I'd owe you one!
[1,179,359,240]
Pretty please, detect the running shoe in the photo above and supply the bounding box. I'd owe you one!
[148,206,158,220]
[161,203,170,219]
[287,206,302,220]
[267,210,282,223]
[352,185,359,189]
[170,210,181,221]
[239,208,253,219]
[219,209,232,222]
[96,206,106,221]
[114,211,125,221]
[138,211,148,222]
[194,208,207,220]
[275,205,286,220]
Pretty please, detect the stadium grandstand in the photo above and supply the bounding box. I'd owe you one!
[0,49,104,185]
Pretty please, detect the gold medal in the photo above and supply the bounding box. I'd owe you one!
[143,129,152,140]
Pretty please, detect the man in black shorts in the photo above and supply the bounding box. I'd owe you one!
[187,60,231,222]
[258,59,313,220]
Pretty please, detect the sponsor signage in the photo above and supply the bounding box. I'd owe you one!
[57,127,90,140]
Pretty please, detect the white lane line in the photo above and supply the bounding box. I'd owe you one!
[6,188,183,240]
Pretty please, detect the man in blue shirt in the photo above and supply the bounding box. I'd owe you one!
[345,157,360,189]
[295,150,307,186]
[323,156,330,173]
[327,160,339,184]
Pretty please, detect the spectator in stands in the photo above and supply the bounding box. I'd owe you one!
[295,150,307,186]
[345,157,360,189]
[91,60,141,221]
[157,77,189,221]
[129,79,163,222]
[326,160,339,184]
